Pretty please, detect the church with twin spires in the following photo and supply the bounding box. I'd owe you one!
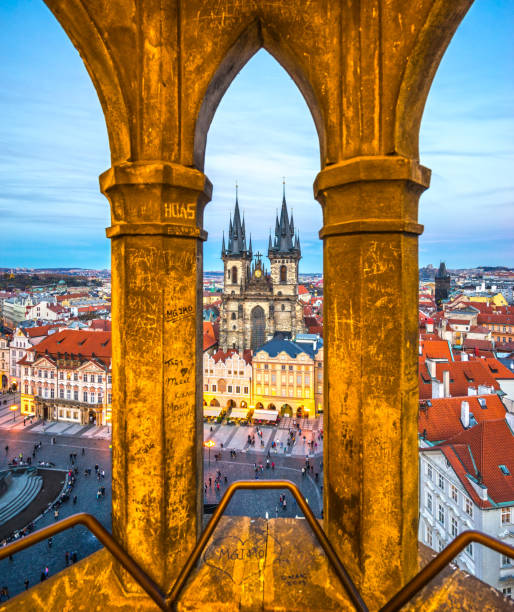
[219,187,306,351]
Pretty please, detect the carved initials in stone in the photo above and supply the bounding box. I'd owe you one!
[164,202,195,220]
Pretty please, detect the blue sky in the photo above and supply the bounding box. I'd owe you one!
[0,1,512,272]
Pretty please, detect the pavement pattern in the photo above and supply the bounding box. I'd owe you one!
[0,416,323,600]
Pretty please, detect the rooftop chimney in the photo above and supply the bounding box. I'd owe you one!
[426,358,437,378]
[432,380,444,399]
[461,352,469,362]
[468,387,477,396]
[443,370,450,398]
[461,401,470,428]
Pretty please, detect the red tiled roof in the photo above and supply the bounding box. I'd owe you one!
[211,348,252,366]
[462,338,494,351]
[418,395,506,442]
[298,285,309,295]
[420,340,453,362]
[435,360,499,396]
[25,324,60,338]
[89,319,112,331]
[483,358,514,380]
[446,318,470,326]
[47,304,66,313]
[437,420,514,507]
[467,326,490,334]
[56,292,89,303]
[30,329,111,360]
[203,321,217,352]
[478,313,514,326]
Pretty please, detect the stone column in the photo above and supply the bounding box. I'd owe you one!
[100,161,212,591]
[314,155,430,607]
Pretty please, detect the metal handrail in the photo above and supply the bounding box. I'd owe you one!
[380,529,514,612]
[0,484,512,612]
[165,479,368,611]
[0,513,166,610]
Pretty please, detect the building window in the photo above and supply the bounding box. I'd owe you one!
[264,364,269,370]
[108,394,112,404]
[501,508,512,524]
[426,464,433,480]
[451,516,458,538]
[66,390,71,400]
[50,370,54,379]
[425,525,432,547]
[108,375,112,384]
[236,386,240,394]
[297,375,302,385]
[74,391,78,401]
[227,386,232,393]
[50,388,55,399]
[212,385,216,392]
[83,392,88,402]
[38,370,42,378]
[231,266,237,284]
[502,555,512,567]
[280,265,287,283]
[427,492,433,513]
[24,385,29,394]
[243,387,248,394]
[451,484,458,503]
[502,587,512,598]
[231,312,236,320]
[204,384,208,391]
[289,365,293,371]
[98,375,102,383]
[74,373,78,381]
[465,497,473,517]
[59,372,64,380]
[438,505,445,526]
[466,543,473,558]
[438,474,445,491]
[83,374,88,382]
[59,389,64,399]
[90,393,95,403]
[305,375,310,385]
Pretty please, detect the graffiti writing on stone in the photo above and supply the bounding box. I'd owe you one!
[164,202,195,220]
[165,304,194,324]
[203,532,285,584]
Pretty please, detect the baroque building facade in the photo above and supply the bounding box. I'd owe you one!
[219,190,306,351]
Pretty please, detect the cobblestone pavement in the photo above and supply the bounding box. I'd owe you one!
[0,430,112,599]
[0,423,323,600]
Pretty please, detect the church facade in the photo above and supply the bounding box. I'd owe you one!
[219,190,306,351]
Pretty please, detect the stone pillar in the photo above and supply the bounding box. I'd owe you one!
[100,161,212,591]
[314,155,430,607]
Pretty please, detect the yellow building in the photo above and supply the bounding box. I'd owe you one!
[252,334,323,419]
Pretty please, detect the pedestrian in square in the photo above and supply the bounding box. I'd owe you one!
[65,551,69,566]
[54,509,59,520]
[24,579,29,590]
[71,551,77,564]
[47,537,52,548]
[40,572,46,583]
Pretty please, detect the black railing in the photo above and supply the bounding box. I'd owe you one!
[0,480,512,611]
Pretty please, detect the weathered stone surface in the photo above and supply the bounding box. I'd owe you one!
[3,520,511,611]
[37,0,475,607]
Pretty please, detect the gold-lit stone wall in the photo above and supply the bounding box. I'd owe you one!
[32,0,474,607]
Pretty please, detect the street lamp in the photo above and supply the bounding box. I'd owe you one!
[9,404,18,422]
[204,439,215,465]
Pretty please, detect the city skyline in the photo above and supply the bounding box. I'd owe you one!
[0,1,513,272]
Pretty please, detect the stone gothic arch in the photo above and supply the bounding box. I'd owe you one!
[33,1,474,608]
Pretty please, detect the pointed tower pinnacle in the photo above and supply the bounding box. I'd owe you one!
[248,234,253,256]
[221,231,226,256]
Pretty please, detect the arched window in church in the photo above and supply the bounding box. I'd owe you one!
[280,265,287,283]
[231,312,236,320]
[231,266,238,284]
[250,305,266,350]
[281,304,285,311]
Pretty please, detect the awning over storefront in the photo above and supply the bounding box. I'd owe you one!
[253,409,279,421]
[204,407,222,418]
[229,408,249,419]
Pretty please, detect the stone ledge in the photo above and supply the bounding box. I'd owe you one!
[2,518,511,611]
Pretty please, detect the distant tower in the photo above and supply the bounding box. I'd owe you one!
[267,181,301,297]
[221,186,252,296]
[435,261,451,309]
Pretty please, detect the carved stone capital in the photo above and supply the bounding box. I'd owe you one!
[100,161,212,238]
[315,156,430,238]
